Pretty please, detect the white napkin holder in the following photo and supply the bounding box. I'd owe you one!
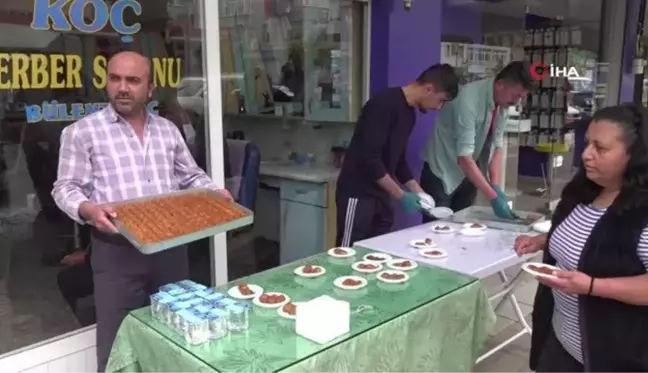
[296,295,350,344]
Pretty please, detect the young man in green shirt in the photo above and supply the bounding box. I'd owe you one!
[420,61,532,221]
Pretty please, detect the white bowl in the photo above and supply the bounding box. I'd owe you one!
[377,270,410,284]
[430,224,455,234]
[362,253,392,263]
[327,247,356,258]
[460,228,486,237]
[293,265,326,278]
[522,262,560,279]
[227,284,263,299]
[463,222,487,230]
[428,207,454,219]
[333,276,368,290]
[277,302,302,320]
[409,239,437,249]
[252,292,290,308]
[386,259,418,271]
[419,248,448,259]
[352,261,383,273]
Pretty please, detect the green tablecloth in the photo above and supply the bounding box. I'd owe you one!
[107,248,495,372]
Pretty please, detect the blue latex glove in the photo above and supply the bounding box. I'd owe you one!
[401,192,422,213]
[491,195,516,220]
[492,184,507,200]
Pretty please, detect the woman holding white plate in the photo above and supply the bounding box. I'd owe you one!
[513,104,648,372]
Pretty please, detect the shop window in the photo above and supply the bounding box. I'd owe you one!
[220,0,369,281]
[0,0,212,355]
[441,0,605,214]
[218,0,366,123]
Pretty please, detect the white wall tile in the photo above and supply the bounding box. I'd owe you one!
[0,327,95,373]
[47,350,88,372]
[16,347,95,373]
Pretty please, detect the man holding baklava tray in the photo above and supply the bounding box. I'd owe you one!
[51,51,231,372]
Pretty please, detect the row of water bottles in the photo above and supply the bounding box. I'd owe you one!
[150,280,250,345]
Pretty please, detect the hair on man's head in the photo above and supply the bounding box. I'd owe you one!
[416,63,459,99]
[495,61,533,91]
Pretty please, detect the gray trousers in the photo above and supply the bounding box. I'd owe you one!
[91,230,188,372]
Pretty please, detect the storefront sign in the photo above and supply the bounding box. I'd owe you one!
[31,0,142,43]
[25,100,159,123]
[0,53,182,90]
[0,0,184,123]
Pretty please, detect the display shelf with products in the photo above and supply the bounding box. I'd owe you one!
[217,0,362,123]
[521,26,581,148]
[520,25,585,208]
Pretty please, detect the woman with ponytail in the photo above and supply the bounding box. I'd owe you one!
[514,103,648,371]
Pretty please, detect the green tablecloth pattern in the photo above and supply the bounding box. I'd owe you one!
[107,248,495,372]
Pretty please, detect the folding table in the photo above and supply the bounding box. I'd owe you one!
[355,221,541,362]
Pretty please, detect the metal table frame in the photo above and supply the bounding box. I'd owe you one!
[476,265,533,363]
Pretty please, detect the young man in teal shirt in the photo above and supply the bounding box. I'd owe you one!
[420,61,532,220]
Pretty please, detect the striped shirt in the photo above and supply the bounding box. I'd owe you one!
[548,204,648,362]
[52,105,218,224]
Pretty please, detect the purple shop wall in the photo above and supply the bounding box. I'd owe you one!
[369,0,642,232]
[442,4,482,43]
[370,0,443,230]
[369,0,484,230]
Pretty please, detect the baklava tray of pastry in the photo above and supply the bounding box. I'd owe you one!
[114,192,247,244]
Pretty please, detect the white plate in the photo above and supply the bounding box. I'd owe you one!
[428,207,454,219]
[333,276,368,290]
[377,270,410,284]
[352,261,383,273]
[362,253,392,263]
[463,222,487,230]
[522,262,560,279]
[386,258,418,271]
[277,302,302,320]
[419,248,448,259]
[293,265,326,278]
[418,193,435,208]
[430,224,455,234]
[533,220,552,233]
[409,239,437,249]
[460,228,486,237]
[327,247,356,258]
[252,292,291,308]
[227,284,263,300]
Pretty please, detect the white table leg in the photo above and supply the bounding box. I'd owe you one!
[476,269,532,364]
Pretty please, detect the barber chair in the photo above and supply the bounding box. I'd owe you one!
[224,140,262,278]
[225,139,260,211]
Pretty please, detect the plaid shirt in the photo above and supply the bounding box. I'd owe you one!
[52,105,218,224]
